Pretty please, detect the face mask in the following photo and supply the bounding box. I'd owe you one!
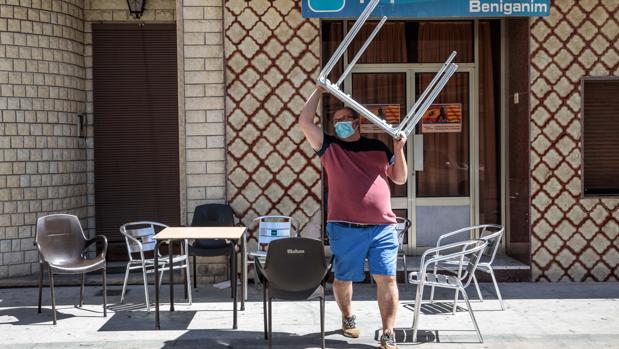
[335,121,355,139]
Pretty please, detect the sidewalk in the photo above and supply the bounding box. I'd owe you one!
[0,282,617,348]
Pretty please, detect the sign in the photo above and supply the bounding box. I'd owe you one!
[303,0,550,18]
[361,104,401,133]
[421,103,462,133]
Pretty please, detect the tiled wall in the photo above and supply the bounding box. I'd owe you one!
[529,0,619,281]
[224,0,323,251]
[0,0,87,277]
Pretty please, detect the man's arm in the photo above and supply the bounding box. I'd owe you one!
[299,86,324,151]
[388,133,408,185]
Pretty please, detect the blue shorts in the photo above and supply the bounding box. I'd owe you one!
[326,222,398,282]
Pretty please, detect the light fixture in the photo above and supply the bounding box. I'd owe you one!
[127,0,146,19]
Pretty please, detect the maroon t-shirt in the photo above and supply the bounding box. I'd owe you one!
[317,133,397,225]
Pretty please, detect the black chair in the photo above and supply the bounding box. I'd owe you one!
[35,214,108,325]
[255,237,332,349]
[188,204,237,294]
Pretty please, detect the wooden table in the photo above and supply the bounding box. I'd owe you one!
[153,226,247,330]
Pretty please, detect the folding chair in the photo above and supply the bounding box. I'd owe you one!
[317,0,458,139]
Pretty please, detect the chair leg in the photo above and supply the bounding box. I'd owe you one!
[263,282,268,340]
[268,296,273,348]
[320,295,325,349]
[79,273,85,307]
[185,259,192,305]
[120,263,131,304]
[102,267,107,317]
[430,285,435,303]
[229,254,234,299]
[488,266,505,310]
[402,253,408,290]
[452,288,459,314]
[37,262,43,314]
[472,273,483,301]
[142,262,151,312]
[412,281,424,343]
[48,266,57,325]
[193,256,197,289]
[461,288,483,343]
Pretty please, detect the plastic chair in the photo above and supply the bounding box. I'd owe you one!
[429,225,505,310]
[248,216,298,286]
[408,239,488,343]
[255,237,332,349]
[35,214,108,325]
[187,204,238,295]
[119,221,191,311]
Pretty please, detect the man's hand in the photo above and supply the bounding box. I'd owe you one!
[394,132,407,153]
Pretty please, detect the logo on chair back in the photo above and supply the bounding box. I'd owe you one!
[287,249,305,254]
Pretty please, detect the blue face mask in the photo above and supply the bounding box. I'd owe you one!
[335,121,355,139]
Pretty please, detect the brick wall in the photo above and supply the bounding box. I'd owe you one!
[529,0,619,281]
[0,0,87,278]
[179,0,229,283]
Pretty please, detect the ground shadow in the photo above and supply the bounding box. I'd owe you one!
[99,310,197,331]
[0,307,74,325]
[161,329,378,349]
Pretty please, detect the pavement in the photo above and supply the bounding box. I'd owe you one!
[0,280,618,348]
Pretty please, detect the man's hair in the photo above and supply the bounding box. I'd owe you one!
[334,106,359,119]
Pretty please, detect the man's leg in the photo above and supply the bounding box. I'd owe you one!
[333,279,353,318]
[373,274,399,332]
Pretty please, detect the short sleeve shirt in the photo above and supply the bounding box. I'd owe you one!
[317,133,397,225]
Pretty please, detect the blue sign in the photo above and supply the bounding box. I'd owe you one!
[302,0,550,18]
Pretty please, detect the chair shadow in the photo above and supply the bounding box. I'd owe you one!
[98,310,197,331]
[160,329,378,348]
[402,302,467,314]
[0,307,75,325]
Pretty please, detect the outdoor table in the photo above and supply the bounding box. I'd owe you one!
[153,226,247,330]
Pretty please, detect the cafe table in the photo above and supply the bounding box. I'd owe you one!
[153,226,247,330]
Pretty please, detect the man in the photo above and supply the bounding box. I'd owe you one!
[299,85,407,349]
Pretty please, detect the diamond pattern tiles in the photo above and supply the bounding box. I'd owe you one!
[224,1,322,247]
[529,0,618,281]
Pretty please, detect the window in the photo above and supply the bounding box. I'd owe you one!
[581,77,619,197]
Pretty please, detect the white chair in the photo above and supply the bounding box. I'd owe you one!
[429,225,505,310]
[119,221,192,311]
[409,239,488,343]
[248,216,298,287]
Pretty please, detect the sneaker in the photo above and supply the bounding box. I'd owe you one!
[380,330,397,349]
[341,315,360,338]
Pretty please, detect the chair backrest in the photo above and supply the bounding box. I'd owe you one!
[263,237,327,292]
[191,204,235,249]
[254,215,297,246]
[36,214,87,266]
[463,240,489,287]
[120,221,167,259]
[478,224,504,264]
[395,217,411,248]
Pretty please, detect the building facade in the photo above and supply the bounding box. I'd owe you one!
[0,0,617,282]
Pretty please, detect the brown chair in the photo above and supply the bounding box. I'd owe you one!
[35,214,108,325]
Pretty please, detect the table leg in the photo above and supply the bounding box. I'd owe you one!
[242,232,247,307]
[169,240,174,312]
[233,245,238,329]
[155,240,160,330]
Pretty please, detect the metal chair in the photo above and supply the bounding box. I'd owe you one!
[188,204,238,295]
[35,214,108,325]
[429,225,506,310]
[119,221,192,311]
[255,237,332,349]
[408,239,488,343]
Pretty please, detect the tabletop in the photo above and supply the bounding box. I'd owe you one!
[154,226,246,240]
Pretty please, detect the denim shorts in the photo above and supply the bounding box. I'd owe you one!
[326,222,398,282]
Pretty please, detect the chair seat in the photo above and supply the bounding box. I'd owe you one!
[409,272,462,288]
[49,257,106,274]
